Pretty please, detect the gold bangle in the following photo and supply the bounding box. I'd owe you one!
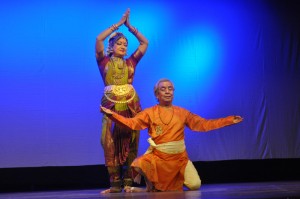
[109,24,118,31]
[129,27,138,35]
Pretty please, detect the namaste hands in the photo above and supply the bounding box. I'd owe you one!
[118,8,131,28]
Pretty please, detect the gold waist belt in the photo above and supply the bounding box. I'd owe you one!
[104,84,136,104]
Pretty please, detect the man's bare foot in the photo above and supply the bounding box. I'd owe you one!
[124,186,147,193]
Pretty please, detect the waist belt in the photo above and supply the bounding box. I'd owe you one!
[104,84,136,104]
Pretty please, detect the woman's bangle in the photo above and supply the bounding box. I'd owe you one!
[109,24,118,32]
[129,26,138,35]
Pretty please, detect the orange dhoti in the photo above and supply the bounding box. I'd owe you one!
[132,149,189,191]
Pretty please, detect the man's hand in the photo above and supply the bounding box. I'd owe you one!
[233,115,243,123]
[100,106,113,115]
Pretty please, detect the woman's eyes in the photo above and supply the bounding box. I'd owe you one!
[116,43,128,47]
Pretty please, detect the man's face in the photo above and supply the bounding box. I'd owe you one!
[156,81,174,106]
[113,38,128,57]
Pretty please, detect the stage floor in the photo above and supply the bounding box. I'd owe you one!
[1,181,300,199]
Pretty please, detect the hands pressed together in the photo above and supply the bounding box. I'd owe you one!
[117,8,132,29]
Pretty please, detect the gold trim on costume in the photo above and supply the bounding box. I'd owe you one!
[104,84,136,104]
[155,126,163,135]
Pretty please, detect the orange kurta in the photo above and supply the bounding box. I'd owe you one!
[110,105,236,191]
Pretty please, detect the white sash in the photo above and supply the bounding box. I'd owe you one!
[145,138,186,154]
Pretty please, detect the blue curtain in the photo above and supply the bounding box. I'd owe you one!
[0,0,299,168]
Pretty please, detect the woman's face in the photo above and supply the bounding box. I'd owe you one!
[113,37,128,57]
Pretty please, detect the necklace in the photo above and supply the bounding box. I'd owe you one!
[158,105,174,125]
[111,56,125,69]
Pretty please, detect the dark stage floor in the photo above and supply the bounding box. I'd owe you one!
[1,181,300,199]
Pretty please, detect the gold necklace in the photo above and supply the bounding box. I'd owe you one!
[158,105,174,125]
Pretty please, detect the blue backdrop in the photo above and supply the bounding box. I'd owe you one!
[1,0,299,168]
